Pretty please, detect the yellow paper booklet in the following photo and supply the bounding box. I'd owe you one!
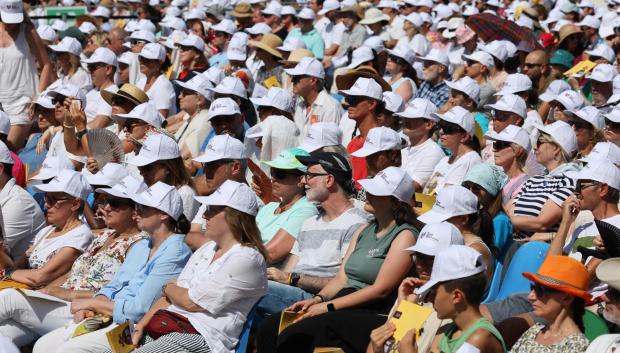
[413,193,436,215]
[389,300,433,343]
[106,321,135,353]
[0,280,29,290]
[73,315,112,338]
[279,310,302,334]
[564,60,597,78]
[263,75,282,89]
[313,348,345,353]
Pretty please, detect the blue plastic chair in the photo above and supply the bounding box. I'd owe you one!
[482,261,503,304]
[236,303,259,353]
[494,242,549,301]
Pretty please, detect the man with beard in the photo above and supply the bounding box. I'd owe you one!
[586,63,616,107]
[522,49,552,96]
[255,152,369,319]
[584,257,620,352]
[414,49,450,107]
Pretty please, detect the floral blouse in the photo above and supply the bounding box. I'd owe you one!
[61,229,147,292]
[512,323,589,353]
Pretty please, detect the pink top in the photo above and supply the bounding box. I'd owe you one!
[9,151,25,187]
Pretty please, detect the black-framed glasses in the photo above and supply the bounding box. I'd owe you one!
[271,168,303,181]
[492,140,512,151]
[524,63,542,69]
[576,180,601,193]
[568,119,593,130]
[105,197,134,209]
[438,121,465,135]
[44,195,73,207]
[305,171,330,181]
[87,63,106,72]
[605,118,620,131]
[530,283,560,298]
[493,111,514,122]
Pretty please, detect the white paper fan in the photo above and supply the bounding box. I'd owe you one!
[87,128,125,169]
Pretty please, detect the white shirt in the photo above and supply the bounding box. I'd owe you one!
[137,74,177,115]
[178,184,199,221]
[175,110,212,158]
[387,15,406,42]
[168,242,267,353]
[316,17,333,46]
[85,84,119,125]
[28,223,92,269]
[293,90,343,138]
[402,138,446,188]
[423,151,482,194]
[0,178,45,258]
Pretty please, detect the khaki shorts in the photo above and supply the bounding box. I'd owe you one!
[3,95,33,126]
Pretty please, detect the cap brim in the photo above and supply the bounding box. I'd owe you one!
[95,187,132,199]
[538,92,556,102]
[85,174,114,187]
[404,242,439,256]
[357,178,392,197]
[262,160,303,170]
[417,208,451,224]
[127,154,156,167]
[415,278,440,296]
[350,146,380,157]
[1,12,23,24]
[32,182,65,195]
[30,170,56,181]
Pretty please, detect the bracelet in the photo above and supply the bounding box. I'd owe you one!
[63,123,75,130]
[313,294,325,303]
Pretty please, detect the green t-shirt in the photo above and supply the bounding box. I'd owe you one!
[344,222,418,290]
[256,197,319,244]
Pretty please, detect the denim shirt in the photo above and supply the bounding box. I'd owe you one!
[97,234,192,323]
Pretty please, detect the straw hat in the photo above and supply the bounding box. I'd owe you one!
[102,84,149,107]
[557,24,583,46]
[231,2,253,18]
[522,255,592,301]
[336,65,392,92]
[281,48,314,66]
[249,33,283,59]
[339,4,364,20]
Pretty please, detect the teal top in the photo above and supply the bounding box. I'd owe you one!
[344,222,418,290]
[256,196,319,243]
[285,28,325,59]
[439,317,506,353]
[474,112,490,136]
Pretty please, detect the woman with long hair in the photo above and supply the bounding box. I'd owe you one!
[385,43,418,102]
[128,181,268,353]
[136,43,176,117]
[176,34,209,81]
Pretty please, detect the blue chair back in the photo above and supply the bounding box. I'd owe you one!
[482,261,503,304]
[236,302,259,353]
[495,241,549,301]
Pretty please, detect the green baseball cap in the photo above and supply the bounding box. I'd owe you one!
[262,148,310,172]
[549,49,575,70]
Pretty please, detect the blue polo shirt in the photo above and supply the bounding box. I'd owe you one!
[286,28,325,60]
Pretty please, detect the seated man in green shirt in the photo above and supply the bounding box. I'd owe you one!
[285,8,325,60]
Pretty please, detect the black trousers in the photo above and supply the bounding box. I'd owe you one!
[256,309,387,353]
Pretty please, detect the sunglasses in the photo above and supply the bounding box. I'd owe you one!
[177,45,194,52]
[271,168,302,181]
[346,96,369,107]
[305,171,330,181]
[524,63,542,69]
[291,75,311,84]
[438,121,465,135]
[87,63,106,72]
[130,39,147,46]
[605,118,620,131]
[493,111,514,122]
[530,283,560,298]
[568,119,593,130]
[536,137,553,148]
[44,195,73,207]
[105,197,134,209]
[492,140,512,151]
[135,203,156,215]
[180,89,198,97]
[50,95,68,106]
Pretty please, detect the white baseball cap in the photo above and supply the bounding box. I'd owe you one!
[212,19,238,35]
[0,140,10,164]
[49,37,82,56]
[387,43,415,66]
[139,43,166,61]
[377,0,398,9]
[79,21,97,35]
[178,34,205,52]
[572,159,620,191]
[285,57,325,79]
[576,15,601,28]
[606,106,620,123]
[494,73,532,96]
[445,76,480,104]
[486,94,527,119]
[128,134,181,167]
[262,1,283,16]
[130,30,156,43]
[339,77,383,100]
[246,22,272,35]
[415,245,486,295]
[0,0,23,24]
[281,5,296,15]
[133,181,184,220]
[404,222,465,256]
[554,90,585,111]
[580,142,620,165]
[297,122,342,152]
[51,19,69,32]
[92,5,111,18]
[484,124,531,151]
[396,98,438,120]
[482,40,508,63]
[358,166,415,203]
[83,47,118,66]
[297,7,316,20]
[37,25,57,42]
[194,134,247,163]
[95,174,147,199]
[0,111,8,135]
[195,180,259,216]
[318,0,339,15]
[351,127,406,157]
[86,163,129,187]
[277,37,306,52]
[432,106,476,136]
[587,63,618,83]
[418,185,478,224]
[250,87,295,113]
[31,155,75,181]
[176,74,214,102]
[209,76,248,99]
[382,92,405,114]
[47,83,87,108]
[162,17,187,32]
[566,105,605,130]
[463,51,495,68]
[363,36,385,53]
[585,44,615,63]
[417,48,449,67]
[536,120,578,156]
[33,169,92,200]
[539,80,571,102]
[138,19,157,33]
[227,32,249,61]
[34,93,55,110]
[207,97,241,120]
[203,66,226,86]
[346,46,375,70]
[185,8,206,20]
[115,103,164,128]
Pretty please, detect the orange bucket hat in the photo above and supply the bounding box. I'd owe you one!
[522,255,592,301]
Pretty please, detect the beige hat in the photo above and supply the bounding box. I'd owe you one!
[231,2,253,18]
[249,33,283,58]
[281,48,314,66]
[596,257,620,291]
[101,83,149,107]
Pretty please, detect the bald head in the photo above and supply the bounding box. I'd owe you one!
[523,50,548,83]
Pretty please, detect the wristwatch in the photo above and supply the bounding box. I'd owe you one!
[290,272,301,287]
[327,303,336,312]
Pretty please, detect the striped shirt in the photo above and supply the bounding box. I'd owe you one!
[513,163,579,239]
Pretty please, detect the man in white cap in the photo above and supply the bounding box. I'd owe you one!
[201,97,248,149]
[286,8,325,59]
[415,49,450,107]
[82,47,120,129]
[463,51,497,108]
[208,19,237,68]
[586,64,617,107]
[586,257,620,353]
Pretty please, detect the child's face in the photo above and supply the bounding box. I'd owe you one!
[431,284,456,320]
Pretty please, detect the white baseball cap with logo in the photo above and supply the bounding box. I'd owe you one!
[132,181,184,220]
[486,94,527,119]
[415,245,486,295]
[86,163,129,187]
[297,122,342,152]
[47,83,87,108]
[95,174,147,199]
[417,48,449,67]
[494,73,532,96]
[176,74,214,102]
[139,43,166,61]
[207,98,241,120]
[572,159,620,191]
[580,142,620,165]
[31,155,75,181]
[404,222,465,256]
[554,90,585,111]
[115,103,164,128]
[250,87,295,113]
[463,51,495,68]
[193,134,247,163]
[208,76,248,99]
[536,120,578,156]
[49,37,82,56]
[396,98,438,120]
[358,166,415,203]
[566,105,605,130]
[339,77,383,100]
[585,44,615,63]
[382,92,405,113]
[128,134,181,167]
[346,46,375,69]
[284,57,325,79]
[539,80,571,102]
[178,34,206,52]
[195,180,259,216]
[33,169,92,200]
[129,30,156,43]
[351,127,406,157]
[431,106,476,136]
[0,0,23,24]
[587,63,618,83]
[484,124,531,151]
[212,19,238,35]
[83,47,118,66]
[418,185,478,224]
[445,76,480,104]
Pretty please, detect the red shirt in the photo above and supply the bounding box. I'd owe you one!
[9,151,25,187]
[347,136,367,187]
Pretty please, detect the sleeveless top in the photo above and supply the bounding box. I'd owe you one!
[391,76,417,97]
[0,24,37,102]
[344,222,418,290]
[439,317,506,353]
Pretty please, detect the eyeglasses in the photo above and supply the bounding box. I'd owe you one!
[44,195,72,207]
[536,137,553,148]
[124,118,145,130]
[438,121,465,135]
[305,171,330,181]
[605,118,620,131]
[568,119,593,130]
[87,63,106,73]
[291,75,311,84]
[524,63,542,69]
[493,111,515,122]
[271,168,302,181]
[130,39,147,46]
[492,140,512,151]
[530,283,560,298]
[576,180,601,193]
[346,96,369,107]
[50,95,68,106]
[105,198,134,209]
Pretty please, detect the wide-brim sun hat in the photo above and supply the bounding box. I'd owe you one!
[102,84,149,107]
[523,255,592,301]
[249,33,283,59]
[335,66,392,92]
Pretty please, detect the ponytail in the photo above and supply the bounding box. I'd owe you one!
[571,298,586,333]
[171,214,191,234]
[468,209,498,258]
